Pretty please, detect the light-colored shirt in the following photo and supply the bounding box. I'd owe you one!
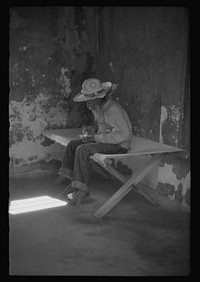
[94,99,132,150]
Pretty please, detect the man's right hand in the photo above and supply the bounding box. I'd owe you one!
[82,125,96,136]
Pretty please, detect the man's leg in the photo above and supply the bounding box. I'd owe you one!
[69,142,127,205]
[55,139,83,184]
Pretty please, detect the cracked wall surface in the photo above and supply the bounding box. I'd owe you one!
[96,7,190,206]
[96,7,189,145]
[157,160,190,206]
[9,7,96,173]
[9,7,190,206]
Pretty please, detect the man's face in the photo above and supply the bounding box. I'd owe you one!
[86,99,101,111]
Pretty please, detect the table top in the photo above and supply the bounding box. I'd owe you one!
[43,128,185,156]
[43,128,82,147]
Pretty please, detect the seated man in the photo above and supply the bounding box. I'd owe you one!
[55,78,133,206]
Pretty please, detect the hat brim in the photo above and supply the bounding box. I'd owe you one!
[73,82,112,102]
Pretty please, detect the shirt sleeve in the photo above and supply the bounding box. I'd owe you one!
[94,104,131,144]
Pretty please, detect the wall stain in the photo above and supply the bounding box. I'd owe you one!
[159,105,182,146]
[157,162,190,206]
[41,137,55,147]
[9,93,68,167]
[9,7,96,171]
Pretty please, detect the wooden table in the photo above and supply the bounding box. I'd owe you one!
[43,128,83,146]
[43,128,185,218]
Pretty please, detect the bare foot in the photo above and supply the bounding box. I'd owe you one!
[69,190,90,206]
[57,184,78,199]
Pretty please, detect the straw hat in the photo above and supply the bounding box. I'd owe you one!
[73,78,112,102]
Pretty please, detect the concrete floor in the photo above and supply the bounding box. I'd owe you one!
[9,171,190,276]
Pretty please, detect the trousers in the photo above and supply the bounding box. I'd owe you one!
[58,139,128,192]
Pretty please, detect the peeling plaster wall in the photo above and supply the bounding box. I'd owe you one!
[9,7,96,173]
[159,104,182,145]
[157,155,190,206]
[96,7,190,206]
[9,93,67,169]
[9,7,190,207]
[96,7,188,144]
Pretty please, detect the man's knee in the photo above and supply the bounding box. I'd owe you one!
[76,143,88,153]
[67,140,80,151]
[75,144,93,159]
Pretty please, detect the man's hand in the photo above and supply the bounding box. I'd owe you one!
[80,125,96,143]
[81,132,95,143]
[82,125,96,136]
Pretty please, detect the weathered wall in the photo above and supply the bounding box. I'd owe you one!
[96,7,190,206]
[9,7,190,207]
[9,7,96,174]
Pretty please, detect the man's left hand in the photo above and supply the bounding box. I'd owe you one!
[80,130,95,143]
[82,134,95,143]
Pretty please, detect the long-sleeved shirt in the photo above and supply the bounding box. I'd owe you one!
[94,99,133,150]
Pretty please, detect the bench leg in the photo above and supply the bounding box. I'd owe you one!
[93,153,164,219]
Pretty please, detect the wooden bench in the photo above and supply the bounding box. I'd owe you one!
[43,128,186,218]
[43,128,113,179]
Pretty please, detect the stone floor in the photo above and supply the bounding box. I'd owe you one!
[9,171,190,276]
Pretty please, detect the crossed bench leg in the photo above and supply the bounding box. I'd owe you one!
[92,153,165,219]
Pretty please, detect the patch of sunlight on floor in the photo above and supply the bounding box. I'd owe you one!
[9,196,68,215]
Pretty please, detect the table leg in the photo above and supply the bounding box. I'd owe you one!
[93,153,164,219]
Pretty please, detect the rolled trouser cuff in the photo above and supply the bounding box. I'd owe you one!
[58,167,73,179]
[71,180,89,193]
